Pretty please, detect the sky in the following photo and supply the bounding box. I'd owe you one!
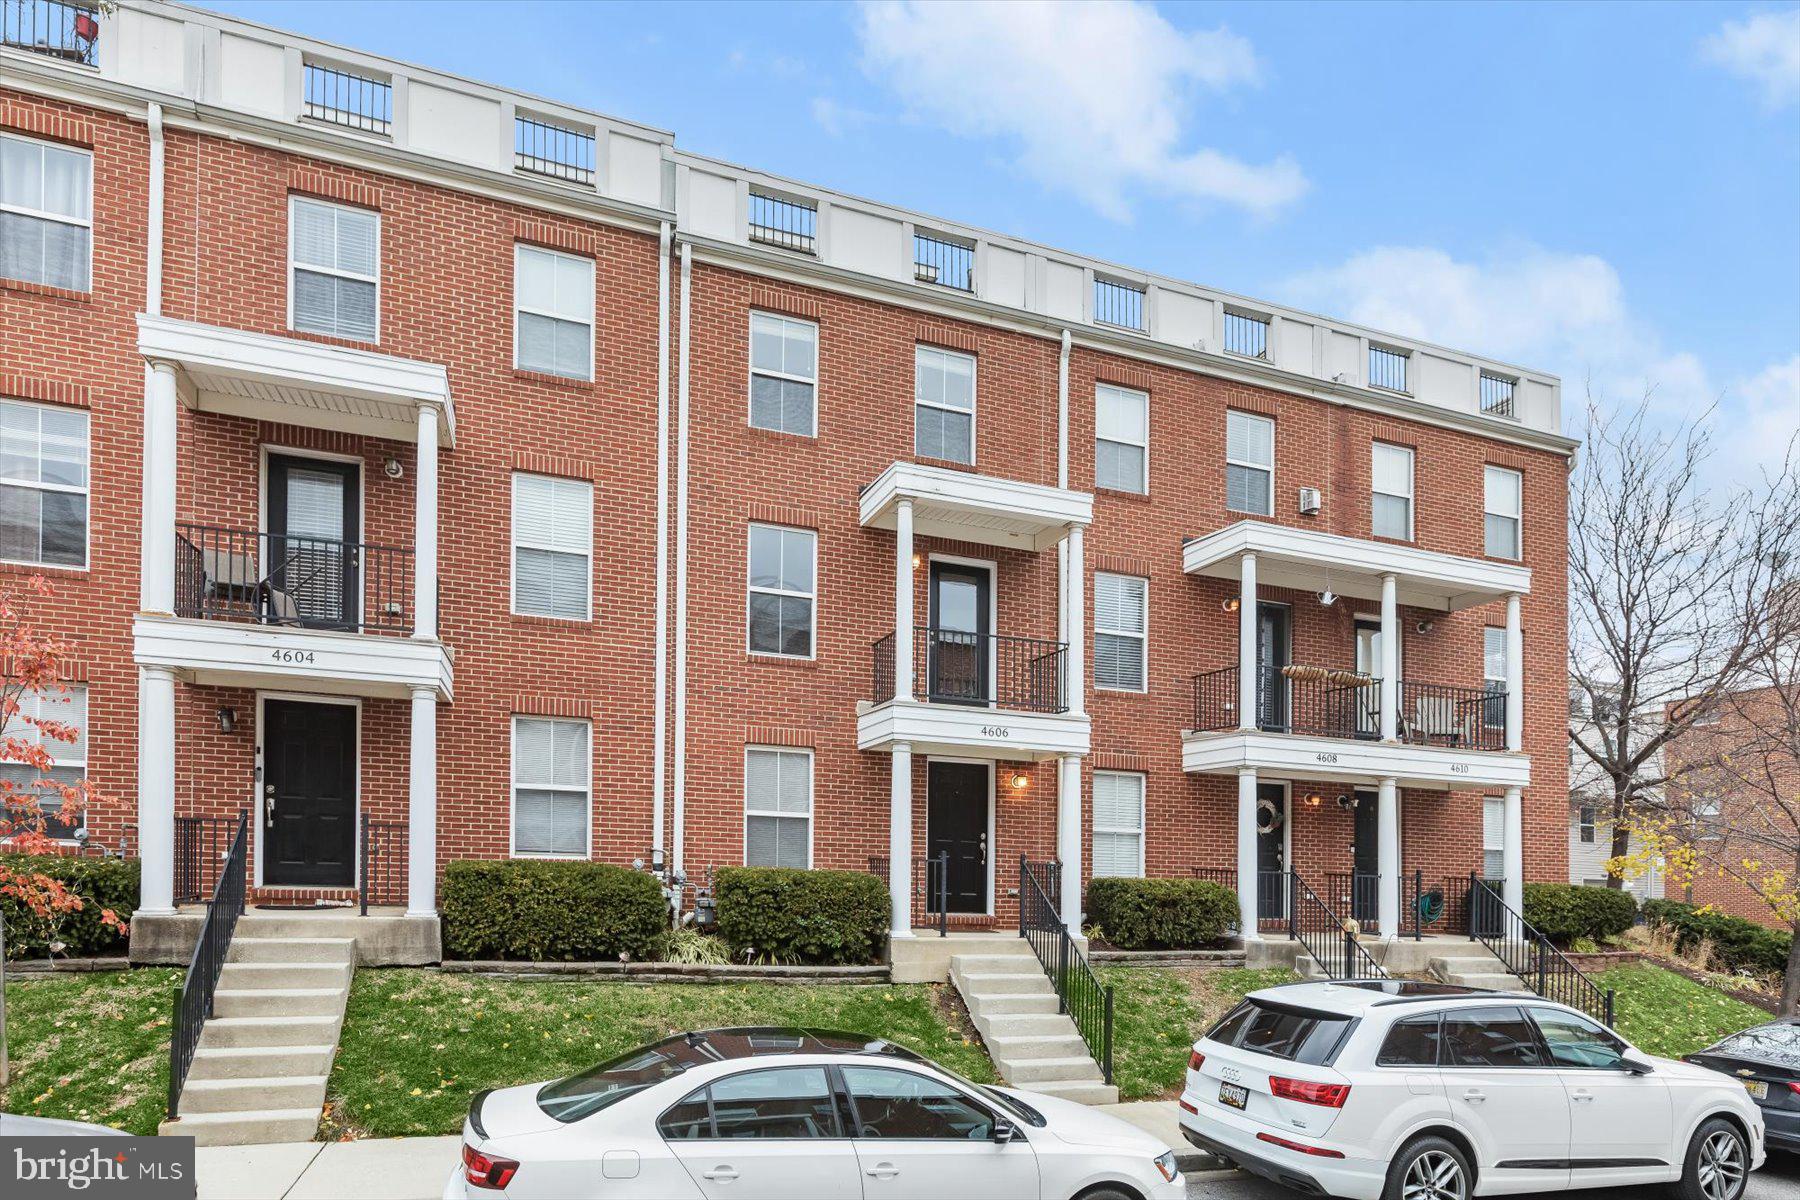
[212,0,1800,481]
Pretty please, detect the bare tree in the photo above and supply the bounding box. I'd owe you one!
[1568,395,1799,887]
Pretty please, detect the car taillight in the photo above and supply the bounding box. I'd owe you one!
[1257,1132,1346,1159]
[463,1144,519,1191]
[1269,1076,1351,1108]
[1786,1082,1800,1097]
[1188,1050,1206,1073]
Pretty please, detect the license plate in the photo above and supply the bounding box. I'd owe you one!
[1745,1080,1769,1100]
[1219,1082,1250,1110]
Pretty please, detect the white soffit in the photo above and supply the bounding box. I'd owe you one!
[859,461,1092,552]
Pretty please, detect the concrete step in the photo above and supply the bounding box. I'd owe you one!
[986,1033,1091,1062]
[974,1012,1084,1039]
[1024,1080,1121,1105]
[187,1044,337,1082]
[159,1107,323,1147]
[955,971,1054,996]
[176,1075,328,1114]
[1000,1055,1106,1085]
[949,954,1042,975]
[964,991,1060,1016]
[212,987,347,1019]
[217,962,351,991]
[198,1014,343,1049]
[227,937,355,964]
[1443,972,1530,991]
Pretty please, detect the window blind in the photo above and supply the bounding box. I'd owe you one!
[291,199,378,340]
[513,474,591,619]
[1092,772,1144,878]
[745,748,811,868]
[1094,573,1147,690]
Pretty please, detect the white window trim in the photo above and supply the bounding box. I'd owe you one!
[1093,571,1149,694]
[1484,465,1523,560]
[513,242,596,381]
[0,132,93,290]
[1095,383,1149,494]
[0,397,90,571]
[287,194,381,343]
[1224,410,1274,517]
[1482,796,1506,879]
[3,684,89,843]
[747,311,819,438]
[743,745,814,869]
[1092,770,1146,878]
[913,344,977,465]
[509,472,594,621]
[1372,441,1415,542]
[745,523,818,661]
[1578,805,1597,845]
[508,714,593,860]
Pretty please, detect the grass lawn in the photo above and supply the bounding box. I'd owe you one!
[327,970,996,1139]
[1101,966,1298,1101]
[0,967,180,1135]
[1601,963,1772,1060]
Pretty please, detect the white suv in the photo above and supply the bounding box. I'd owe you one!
[1179,980,1764,1200]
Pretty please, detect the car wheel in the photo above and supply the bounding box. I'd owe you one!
[1673,1117,1750,1200]
[1382,1135,1472,1200]
[1070,1189,1135,1200]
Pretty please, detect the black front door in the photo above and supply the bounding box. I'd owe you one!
[263,699,357,887]
[927,562,991,705]
[1255,603,1290,731]
[267,454,359,629]
[1350,790,1380,922]
[1256,782,1286,920]
[927,761,988,914]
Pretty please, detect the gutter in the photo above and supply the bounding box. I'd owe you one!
[671,243,693,874]
[651,221,671,867]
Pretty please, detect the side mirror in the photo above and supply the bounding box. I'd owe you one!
[991,1117,1016,1144]
[1621,1052,1655,1076]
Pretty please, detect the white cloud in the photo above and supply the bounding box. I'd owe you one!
[1726,354,1800,468]
[1701,8,1800,109]
[810,96,878,138]
[852,0,1306,221]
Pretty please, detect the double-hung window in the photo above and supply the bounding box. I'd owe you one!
[514,244,594,380]
[1578,806,1596,845]
[746,524,815,658]
[749,312,817,435]
[0,685,87,839]
[914,346,975,464]
[1092,771,1145,878]
[1371,442,1414,540]
[1484,466,1521,559]
[511,716,589,857]
[1095,384,1148,493]
[1094,572,1147,692]
[0,133,91,291]
[0,398,88,568]
[744,747,811,868]
[289,196,379,341]
[1225,411,1273,516]
[1482,798,1506,880]
[1483,627,1507,729]
[512,473,592,620]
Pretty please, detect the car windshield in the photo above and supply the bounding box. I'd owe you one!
[1709,1024,1800,1069]
[538,1037,717,1123]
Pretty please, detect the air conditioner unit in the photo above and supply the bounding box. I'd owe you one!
[1297,486,1322,515]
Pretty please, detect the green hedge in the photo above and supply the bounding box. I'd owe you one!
[1085,877,1239,950]
[713,868,888,965]
[1522,883,1638,946]
[440,859,667,962]
[1,854,138,959]
[1641,898,1791,976]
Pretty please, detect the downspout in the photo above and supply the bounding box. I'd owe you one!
[139,102,165,604]
[1056,329,1071,645]
[651,221,671,869]
[671,243,693,874]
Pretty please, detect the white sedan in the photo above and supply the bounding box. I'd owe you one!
[444,1027,1184,1200]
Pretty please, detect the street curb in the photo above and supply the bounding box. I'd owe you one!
[1175,1150,1230,1174]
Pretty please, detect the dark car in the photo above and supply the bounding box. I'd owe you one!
[1689,1019,1800,1152]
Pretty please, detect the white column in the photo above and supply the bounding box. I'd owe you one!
[889,743,913,938]
[406,686,438,917]
[1377,778,1400,940]
[1504,593,1523,753]
[894,499,914,702]
[1066,524,1086,717]
[1237,553,1258,730]
[141,361,179,614]
[135,666,176,915]
[1236,767,1259,939]
[1379,573,1399,742]
[412,407,440,641]
[1057,755,1082,928]
[1502,787,1524,914]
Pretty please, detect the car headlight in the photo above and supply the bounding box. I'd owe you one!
[1154,1150,1179,1183]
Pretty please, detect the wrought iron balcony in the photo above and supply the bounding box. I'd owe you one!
[871,626,1068,714]
[174,523,415,636]
[1190,663,1507,752]
[3,0,98,65]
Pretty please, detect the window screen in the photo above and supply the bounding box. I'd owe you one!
[0,398,88,567]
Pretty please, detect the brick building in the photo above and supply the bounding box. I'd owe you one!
[1,1,1576,947]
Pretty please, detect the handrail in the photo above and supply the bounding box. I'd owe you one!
[359,813,408,915]
[871,627,1068,713]
[168,808,249,1119]
[1288,870,1386,981]
[865,854,950,937]
[1188,664,1506,751]
[1468,875,1616,1025]
[1019,856,1113,1084]
[174,522,415,635]
[1324,870,1424,940]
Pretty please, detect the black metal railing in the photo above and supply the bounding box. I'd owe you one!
[1468,875,1616,1025]
[1323,870,1424,940]
[1094,278,1146,331]
[748,190,816,254]
[514,114,595,185]
[1288,870,1386,981]
[1223,311,1269,359]
[913,232,974,291]
[1187,866,1284,932]
[168,809,248,1119]
[1271,667,1379,739]
[174,814,241,906]
[1480,373,1516,419]
[1190,664,1507,751]
[867,853,949,938]
[3,0,97,63]
[1369,345,1409,393]
[872,627,1068,713]
[175,523,414,635]
[1190,665,1238,731]
[303,61,392,134]
[1400,680,1504,751]
[1020,857,1113,1084]
[359,813,407,915]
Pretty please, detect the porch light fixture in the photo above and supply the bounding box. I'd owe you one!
[1319,589,1337,607]
[216,706,236,734]
[1008,771,1030,792]
[912,553,923,570]
[1304,791,1324,807]
[1221,597,1240,613]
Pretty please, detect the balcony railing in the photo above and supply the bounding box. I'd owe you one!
[872,627,1068,714]
[866,853,949,938]
[1189,663,1507,751]
[748,190,816,255]
[175,523,414,636]
[913,232,974,291]
[303,61,392,135]
[3,0,97,64]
